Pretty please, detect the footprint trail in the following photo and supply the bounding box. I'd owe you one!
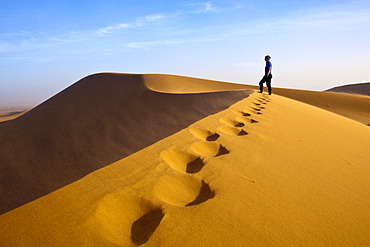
[130,92,271,245]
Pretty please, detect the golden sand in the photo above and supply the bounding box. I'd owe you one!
[1,85,370,246]
[272,87,370,125]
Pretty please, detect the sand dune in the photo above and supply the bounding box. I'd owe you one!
[0,73,251,214]
[0,110,27,124]
[1,73,370,246]
[272,87,370,125]
[326,82,370,96]
[1,90,369,246]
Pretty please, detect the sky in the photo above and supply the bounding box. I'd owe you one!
[1,0,370,109]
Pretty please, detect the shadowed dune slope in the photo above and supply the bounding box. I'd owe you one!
[326,82,370,96]
[0,73,252,214]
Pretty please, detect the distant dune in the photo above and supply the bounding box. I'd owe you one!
[0,73,251,214]
[0,110,27,124]
[326,82,370,96]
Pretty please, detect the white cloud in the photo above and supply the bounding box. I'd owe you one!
[94,14,169,36]
[204,1,218,13]
[144,14,167,22]
[125,40,185,49]
[193,1,244,14]
[0,12,174,57]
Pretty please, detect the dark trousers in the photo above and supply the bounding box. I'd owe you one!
[259,74,272,95]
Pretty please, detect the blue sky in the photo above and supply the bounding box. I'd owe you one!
[1,0,370,109]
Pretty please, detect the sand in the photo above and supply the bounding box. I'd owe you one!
[271,87,370,125]
[1,73,370,246]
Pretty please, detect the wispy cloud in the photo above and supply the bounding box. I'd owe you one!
[0,13,173,58]
[2,1,369,65]
[125,40,183,49]
[0,0,248,59]
[231,4,370,38]
[124,37,217,50]
[94,14,170,36]
[201,1,219,13]
[186,1,243,14]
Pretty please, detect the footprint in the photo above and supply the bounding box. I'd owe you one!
[81,192,161,246]
[160,149,204,173]
[219,117,244,127]
[190,141,229,157]
[235,116,258,124]
[186,181,215,206]
[153,174,211,207]
[217,145,230,156]
[250,106,262,112]
[131,208,164,246]
[187,157,205,173]
[189,128,220,141]
[231,109,252,117]
[217,125,248,136]
[249,107,263,114]
[253,100,265,107]
[206,133,221,141]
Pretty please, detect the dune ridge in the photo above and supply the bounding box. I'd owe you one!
[3,76,370,126]
[143,74,249,93]
[0,73,252,214]
[1,91,369,246]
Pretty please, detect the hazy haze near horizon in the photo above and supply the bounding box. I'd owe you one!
[1,0,370,109]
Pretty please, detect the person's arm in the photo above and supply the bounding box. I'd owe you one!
[265,61,272,76]
[265,66,271,76]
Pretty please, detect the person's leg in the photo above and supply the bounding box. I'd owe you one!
[266,75,272,95]
[259,76,266,93]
